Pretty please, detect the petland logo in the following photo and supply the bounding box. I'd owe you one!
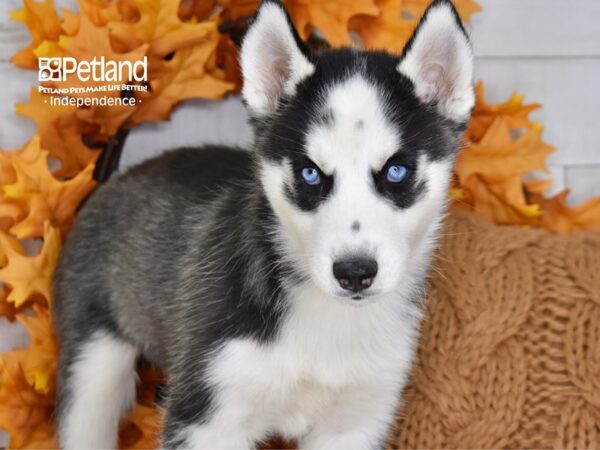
[38,56,148,107]
[39,56,147,82]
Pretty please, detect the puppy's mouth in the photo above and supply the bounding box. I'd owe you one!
[334,289,378,303]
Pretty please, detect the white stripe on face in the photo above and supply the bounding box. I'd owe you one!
[305,74,401,177]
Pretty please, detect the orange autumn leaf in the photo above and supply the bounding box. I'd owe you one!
[523,177,553,196]
[8,305,58,395]
[454,82,600,234]
[179,0,218,21]
[0,138,55,230]
[132,31,235,124]
[528,191,581,233]
[527,191,600,234]
[468,81,540,143]
[0,178,20,228]
[288,0,379,47]
[455,116,554,226]
[1,138,96,238]
[54,0,140,39]
[570,195,600,233]
[461,174,542,226]
[16,89,100,177]
[218,0,258,21]
[58,15,146,82]
[57,15,149,97]
[456,118,554,184]
[0,152,18,189]
[220,0,380,47]
[10,0,63,69]
[41,113,100,178]
[351,0,480,53]
[403,0,481,23]
[73,0,138,30]
[0,286,18,322]
[76,103,138,136]
[16,89,76,133]
[350,0,416,52]
[215,33,243,89]
[0,362,57,449]
[18,310,58,394]
[0,226,27,269]
[60,6,82,36]
[31,39,70,62]
[108,0,218,57]
[0,221,61,307]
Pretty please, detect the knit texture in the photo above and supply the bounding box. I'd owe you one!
[387,211,600,449]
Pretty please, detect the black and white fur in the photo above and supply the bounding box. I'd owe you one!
[53,0,474,447]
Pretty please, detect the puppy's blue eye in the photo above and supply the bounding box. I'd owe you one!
[301,167,321,185]
[386,165,407,183]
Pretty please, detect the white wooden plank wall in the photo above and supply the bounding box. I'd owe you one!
[0,0,599,444]
[471,0,600,202]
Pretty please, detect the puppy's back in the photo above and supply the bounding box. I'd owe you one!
[53,146,254,367]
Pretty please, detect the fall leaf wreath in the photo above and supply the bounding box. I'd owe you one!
[1,0,600,448]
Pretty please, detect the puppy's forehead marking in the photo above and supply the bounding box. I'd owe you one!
[306,75,400,174]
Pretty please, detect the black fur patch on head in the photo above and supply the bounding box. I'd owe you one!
[256,48,465,157]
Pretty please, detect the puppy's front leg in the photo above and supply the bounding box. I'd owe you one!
[161,380,267,449]
[165,420,254,450]
[300,383,400,449]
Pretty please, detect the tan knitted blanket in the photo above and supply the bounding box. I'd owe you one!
[388,212,600,449]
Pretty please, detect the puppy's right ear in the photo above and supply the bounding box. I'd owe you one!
[240,0,315,117]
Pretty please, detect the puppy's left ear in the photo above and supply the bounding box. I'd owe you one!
[398,0,474,123]
[240,0,315,117]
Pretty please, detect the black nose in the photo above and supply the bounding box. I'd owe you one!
[333,258,378,292]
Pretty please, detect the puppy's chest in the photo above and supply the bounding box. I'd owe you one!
[210,293,417,399]
[276,307,408,386]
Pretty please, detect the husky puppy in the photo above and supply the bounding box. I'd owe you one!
[53,0,474,447]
